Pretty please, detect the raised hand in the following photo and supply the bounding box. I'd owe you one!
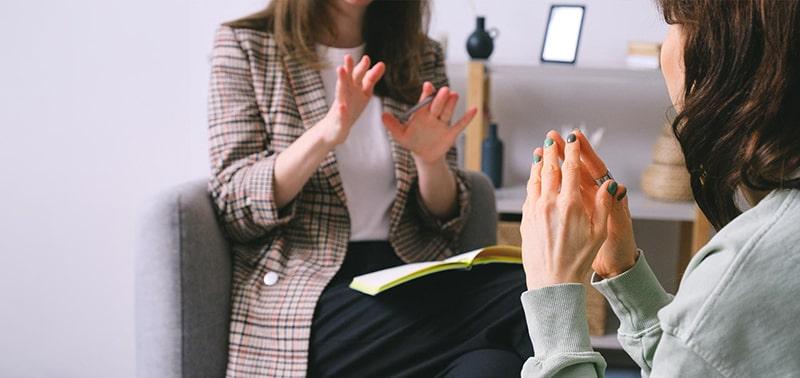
[381,82,478,164]
[520,131,616,290]
[572,130,638,278]
[320,54,386,146]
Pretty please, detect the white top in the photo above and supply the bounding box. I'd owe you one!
[316,44,397,241]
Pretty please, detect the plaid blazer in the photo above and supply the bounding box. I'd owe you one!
[208,25,472,377]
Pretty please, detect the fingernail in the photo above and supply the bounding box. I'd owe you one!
[607,181,618,196]
[533,154,542,163]
[617,188,627,201]
[567,133,577,143]
[544,138,554,148]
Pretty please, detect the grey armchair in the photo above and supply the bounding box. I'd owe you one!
[135,171,498,378]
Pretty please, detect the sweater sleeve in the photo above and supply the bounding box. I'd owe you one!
[591,252,673,377]
[520,252,732,378]
[520,284,607,377]
[207,26,297,243]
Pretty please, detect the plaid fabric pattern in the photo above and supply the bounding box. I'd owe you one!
[208,25,472,377]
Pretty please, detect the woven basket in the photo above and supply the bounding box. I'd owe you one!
[652,133,685,165]
[641,163,693,201]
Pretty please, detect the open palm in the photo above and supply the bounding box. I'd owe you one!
[382,82,477,164]
[323,54,385,146]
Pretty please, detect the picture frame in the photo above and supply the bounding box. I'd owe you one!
[540,5,586,64]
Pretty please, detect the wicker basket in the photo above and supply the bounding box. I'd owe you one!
[641,163,693,201]
[652,133,685,165]
[641,123,693,201]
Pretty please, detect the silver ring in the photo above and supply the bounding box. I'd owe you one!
[594,170,614,187]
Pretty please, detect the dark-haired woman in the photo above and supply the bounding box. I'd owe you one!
[517,0,800,376]
[208,0,532,376]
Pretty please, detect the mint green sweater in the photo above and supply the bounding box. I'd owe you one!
[520,189,800,377]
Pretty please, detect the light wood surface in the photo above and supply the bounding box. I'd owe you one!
[465,61,489,171]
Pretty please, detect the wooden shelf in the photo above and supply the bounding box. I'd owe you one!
[495,185,695,222]
[449,62,664,83]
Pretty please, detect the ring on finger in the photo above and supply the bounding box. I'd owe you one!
[594,170,614,187]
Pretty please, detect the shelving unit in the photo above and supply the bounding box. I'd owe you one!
[496,186,695,222]
[463,61,712,265]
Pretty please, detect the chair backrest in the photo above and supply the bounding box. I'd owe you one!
[456,171,498,252]
[135,180,232,378]
[135,171,496,378]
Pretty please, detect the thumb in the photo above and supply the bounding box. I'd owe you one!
[593,180,617,237]
[381,112,406,139]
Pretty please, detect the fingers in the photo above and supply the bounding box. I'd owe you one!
[540,132,562,200]
[352,55,370,84]
[419,81,435,102]
[574,130,608,179]
[439,93,459,123]
[561,132,581,196]
[447,106,478,139]
[343,54,355,76]
[547,130,567,162]
[381,112,406,140]
[593,180,617,237]
[336,66,349,101]
[429,87,450,118]
[526,148,544,203]
[619,184,632,218]
[361,61,385,93]
[580,165,596,190]
[615,183,628,202]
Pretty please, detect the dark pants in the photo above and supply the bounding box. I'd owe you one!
[308,241,533,377]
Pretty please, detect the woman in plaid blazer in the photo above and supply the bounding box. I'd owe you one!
[208,1,532,376]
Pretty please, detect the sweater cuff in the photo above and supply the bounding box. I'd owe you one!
[521,284,593,359]
[591,252,673,334]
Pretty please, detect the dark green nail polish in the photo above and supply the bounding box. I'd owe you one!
[544,138,554,148]
[617,188,627,201]
[533,154,542,163]
[607,181,618,196]
[567,133,577,143]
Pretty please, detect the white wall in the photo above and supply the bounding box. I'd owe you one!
[0,1,666,376]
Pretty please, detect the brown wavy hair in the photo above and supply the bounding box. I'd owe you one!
[226,0,430,105]
[657,0,800,229]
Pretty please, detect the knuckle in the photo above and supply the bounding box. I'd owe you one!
[559,195,581,209]
[537,199,556,213]
[562,160,580,173]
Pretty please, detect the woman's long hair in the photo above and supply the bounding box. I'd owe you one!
[657,0,800,229]
[226,0,431,105]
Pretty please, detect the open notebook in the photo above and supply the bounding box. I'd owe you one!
[349,245,522,295]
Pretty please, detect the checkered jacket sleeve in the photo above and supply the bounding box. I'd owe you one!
[207,26,295,243]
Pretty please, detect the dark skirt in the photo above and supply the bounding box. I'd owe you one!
[308,241,533,377]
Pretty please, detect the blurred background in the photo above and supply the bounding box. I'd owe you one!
[0,0,666,376]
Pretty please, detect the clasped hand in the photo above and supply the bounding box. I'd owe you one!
[521,130,638,291]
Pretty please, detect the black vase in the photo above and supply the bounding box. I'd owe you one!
[466,16,497,59]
